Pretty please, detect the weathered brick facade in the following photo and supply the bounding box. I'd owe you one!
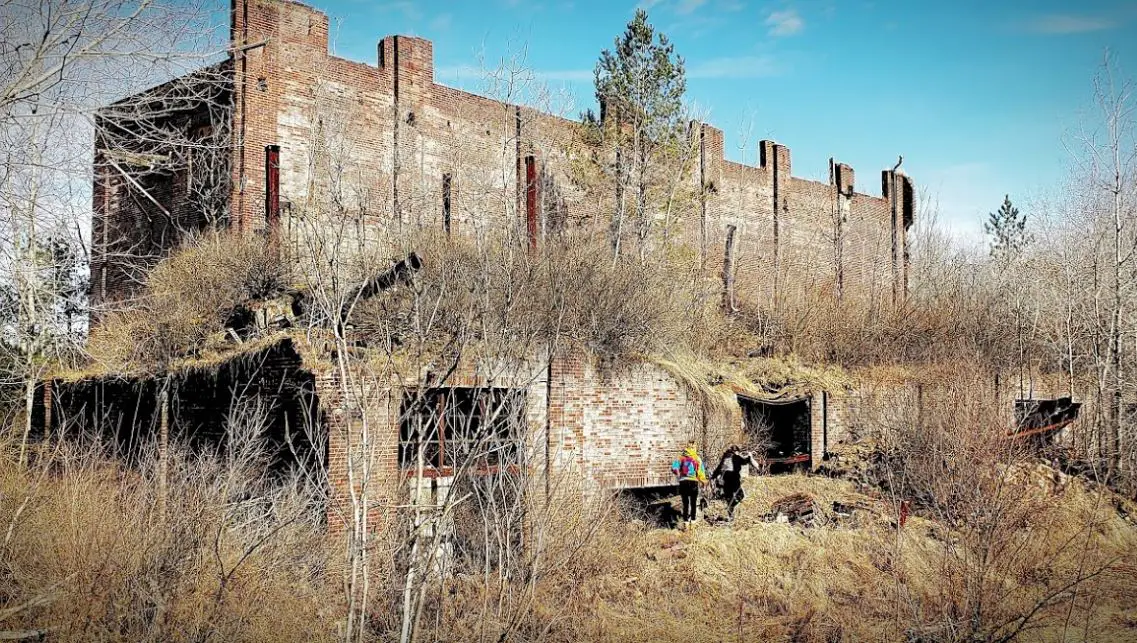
[81,0,924,512]
[91,0,915,311]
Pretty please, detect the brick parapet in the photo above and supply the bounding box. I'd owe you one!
[93,0,914,308]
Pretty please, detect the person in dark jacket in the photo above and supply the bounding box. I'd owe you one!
[712,445,762,519]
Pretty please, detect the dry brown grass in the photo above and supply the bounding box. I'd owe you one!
[415,471,1136,643]
[744,287,1024,369]
[87,231,290,373]
[350,229,728,367]
[0,438,336,642]
[2,422,1134,642]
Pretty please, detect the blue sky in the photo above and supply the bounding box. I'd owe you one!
[313,0,1137,241]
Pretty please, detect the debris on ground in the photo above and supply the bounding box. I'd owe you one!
[816,441,893,495]
[765,492,822,526]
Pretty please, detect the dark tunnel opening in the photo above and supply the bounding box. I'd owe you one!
[737,394,811,473]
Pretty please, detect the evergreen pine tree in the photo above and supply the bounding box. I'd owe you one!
[984,194,1029,258]
[592,9,686,257]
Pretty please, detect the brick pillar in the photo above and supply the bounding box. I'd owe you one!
[319,368,399,535]
[810,390,826,469]
[833,162,855,302]
[229,0,328,234]
[90,144,113,316]
[882,169,914,304]
[386,34,434,224]
[761,140,791,303]
[900,174,915,297]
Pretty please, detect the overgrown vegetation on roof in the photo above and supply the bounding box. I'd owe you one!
[86,231,291,373]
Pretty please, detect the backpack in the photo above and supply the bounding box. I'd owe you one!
[678,455,698,478]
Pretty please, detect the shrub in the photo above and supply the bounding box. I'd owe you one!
[0,434,334,642]
[349,229,724,366]
[88,231,290,371]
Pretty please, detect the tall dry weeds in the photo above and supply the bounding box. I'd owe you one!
[0,430,334,642]
[87,231,291,372]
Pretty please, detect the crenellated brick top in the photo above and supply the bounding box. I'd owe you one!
[92,0,915,310]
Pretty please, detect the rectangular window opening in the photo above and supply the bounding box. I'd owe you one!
[442,172,452,235]
[399,387,526,476]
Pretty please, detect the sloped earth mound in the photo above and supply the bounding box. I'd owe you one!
[571,471,1137,642]
[427,449,1136,642]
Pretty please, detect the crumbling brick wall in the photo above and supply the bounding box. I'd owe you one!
[91,0,915,311]
[91,64,233,311]
[82,0,921,500]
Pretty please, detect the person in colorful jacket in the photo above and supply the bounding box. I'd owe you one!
[671,444,708,526]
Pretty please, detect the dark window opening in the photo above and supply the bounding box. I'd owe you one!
[265,144,281,231]
[1013,397,1081,442]
[524,155,539,249]
[399,387,525,476]
[36,341,320,480]
[616,486,683,528]
[902,176,915,228]
[738,394,811,473]
[442,172,452,235]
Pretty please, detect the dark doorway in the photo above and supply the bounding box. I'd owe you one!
[1013,397,1081,444]
[738,394,811,473]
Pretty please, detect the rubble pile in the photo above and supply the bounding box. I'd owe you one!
[766,492,822,526]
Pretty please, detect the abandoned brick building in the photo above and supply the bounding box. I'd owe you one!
[91,0,917,311]
[39,0,1028,522]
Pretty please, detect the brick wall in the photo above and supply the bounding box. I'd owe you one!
[91,64,234,310]
[92,0,914,307]
[316,351,739,505]
[545,355,740,489]
[823,379,919,448]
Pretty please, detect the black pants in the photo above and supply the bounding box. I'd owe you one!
[722,471,744,516]
[679,480,699,521]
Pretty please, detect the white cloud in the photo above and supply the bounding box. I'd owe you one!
[676,0,708,14]
[1025,13,1116,34]
[429,13,453,32]
[765,8,804,36]
[688,55,781,78]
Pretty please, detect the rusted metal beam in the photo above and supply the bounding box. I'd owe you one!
[1008,420,1076,440]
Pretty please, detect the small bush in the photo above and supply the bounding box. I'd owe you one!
[88,231,290,370]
